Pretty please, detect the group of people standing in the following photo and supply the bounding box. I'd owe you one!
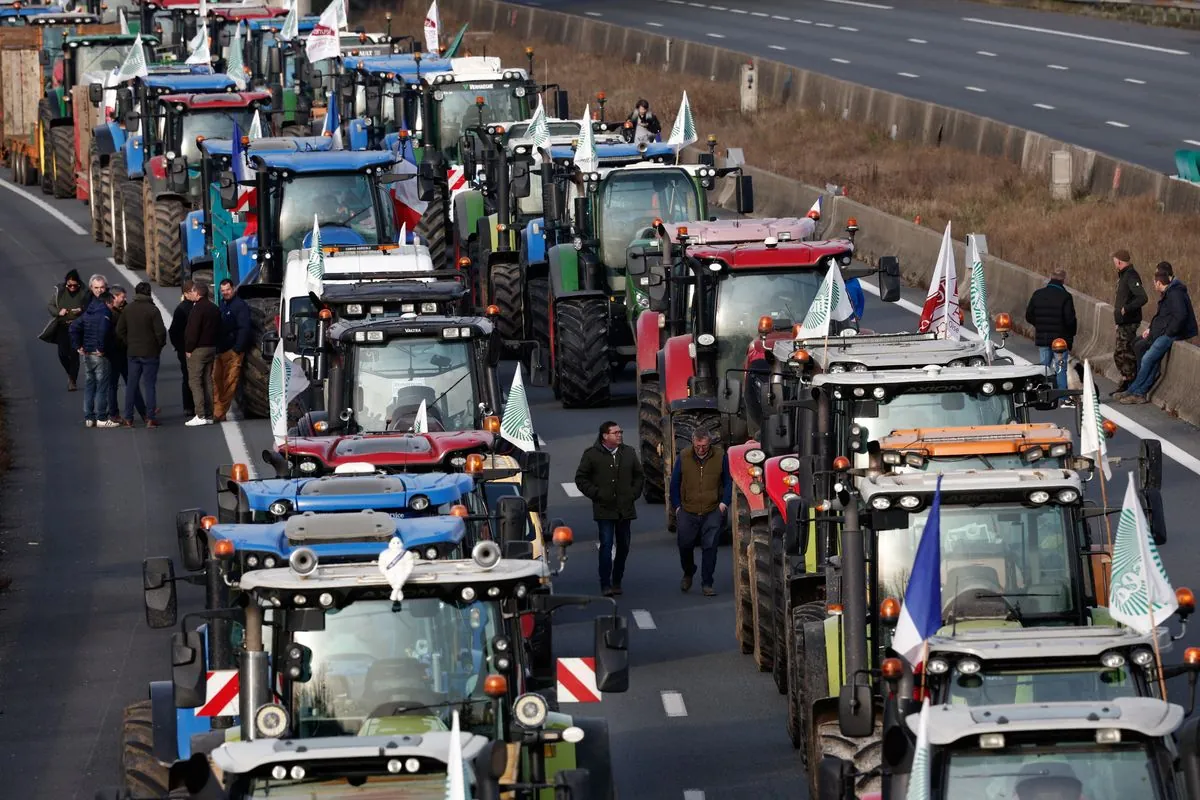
[45,271,254,427]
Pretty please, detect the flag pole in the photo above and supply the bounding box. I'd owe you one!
[1150,609,1169,700]
[918,640,929,697]
[1098,469,1114,553]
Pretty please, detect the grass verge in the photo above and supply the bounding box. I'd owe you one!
[967,0,1200,30]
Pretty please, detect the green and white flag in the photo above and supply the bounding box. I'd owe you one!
[500,368,537,453]
[445,710,467,800]
[226,22,247,89]
[269,339,311,444]
[248,109,263,141]
[1110,472,1177,634]
[306,214,324,295]
[573,104,597,174]
[278,0,300,42]
[110,33,148,84]
[794,259,854,339]
[186,24,211,66]
[905,699,931,800]
[967,234,990,353]
[528,99,551,155]
[118,8,129,34]
[1080,359,1111,480]
[412,399,429,434]
[667,90,696,149]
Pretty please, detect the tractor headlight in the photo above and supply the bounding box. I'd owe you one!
[514,86,526,97]
[697,333,715,346]
[1056,488,1079,504]
[424,546,438,560]
[409,494,430,511]
[745,449,766,465]
[299,459,318,473]
[871,496,891,510]
[779,456,800,472]
[268,500,290,517]
[514,692,548,729]
[345,303,363,315]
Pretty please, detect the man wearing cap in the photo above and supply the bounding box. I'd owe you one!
[1111,249,1147,396]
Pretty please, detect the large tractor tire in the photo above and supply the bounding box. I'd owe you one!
[555,296,611,409]
[749,520,775,672]
[414,192,448,271]
[527,276,557,399]
[99,163,113,246]
[110,153,127,263]
[88,146,104,241]
[490,259,524,343]
[732,491,755,655]
[571,717,616,800]
[666,409,723,533]
[49,125,74,199]
[770,530,790,695]
[142,179,158,281]
[154,198,186,287]
[638,379,665,504]
[121,180,146,271]
[120,700,168,798]
[788,602,831,758]
[814,717,883,798]
[240,296,275,419]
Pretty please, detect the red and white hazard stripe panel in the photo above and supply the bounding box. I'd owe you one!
[448,166,467,192]
[556,657,601,703]
[196,670,240,717]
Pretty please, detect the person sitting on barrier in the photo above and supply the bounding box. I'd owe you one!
[625,98,662,146]
[1118,262,1198,405]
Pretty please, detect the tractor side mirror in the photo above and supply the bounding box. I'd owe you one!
[267,47,281,76]
[88,82,103,104]
[554,89,570,120]
[1143,487,1168,546]
[626,245,648,276]
[1139,438,1163,492]
[717,376,741,416]
[878,256,901,303]
[364,84,382,120]
[735,174,754,215]
[762,413,792,457]
[143,556,178,629]
[697,152,715,167]
[545,183,564,224]
[593,614,629,693]
[283,320,299,345]
[123,109,141,131]
[171,630,206,708]
[495,495,528,545]
[417,160,438,203]
[520,450,550,513]
[784,495,808,555]
[176,509,205,572]
[816,756,856,800]
[510,161,531,199]
[168,155,188,192]
[527,347,550,389]
[218,171,238,210]
[839,676,876,738]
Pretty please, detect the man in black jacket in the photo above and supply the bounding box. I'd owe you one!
[1119,263,1197,404]
[117,282,168,427]
[624,99,662,145]
[1025,269,1077,391]
[574,421,645,597]
[169,281,196,418]
[1111,249,1148,395]
[184,282,222,425]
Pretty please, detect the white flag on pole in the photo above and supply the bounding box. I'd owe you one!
[269,339,311,444]
[918,222,962,340]
[1080,360,1111,480]
[279,1,300,42]
[905,699,932,800]
[186,24,211,65]
[412,399,429,434]
[500,368,537,453]
[305,0,342,63]
[226,22,247,90]
[573,104,597,173]
[306,215,324,296]
[794,260,854,339]
[1109,472,1177,634]
[968,234,991,349]
[424,0,441,54]
[110,33,149,84]
[445,710,467,800]
[248,109,263,141]
[666,90,696,148]
[118,8,129,34]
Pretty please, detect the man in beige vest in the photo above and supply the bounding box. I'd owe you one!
[669,428,731,597]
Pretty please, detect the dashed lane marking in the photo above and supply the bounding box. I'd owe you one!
[583,10,602,15]
[632,610,657,629]
[838,26,858,31]
[1034,103,1056,110]
[0,180,86,234]
[815,22,835,27]
[965,85,987,92]
[769,44,787,51]
[751,11,769,16]
[771,14,790,20]
[1047,64,1069,70]
[794,18,812,23]
[1185,139,1200,147]
[562,482,583,498]
[897,72,919,78]
[824,0,893,8]
[977,50,997,56]
[962,17,1189,55]
[1125,78,1146,84]
[1106,120,1129,128]
[831,57,851,63]
[684,792,706,800]
[730,7,747,12]
[706,32,726,38]
[908,38,927,43]
[647,21,664,26]
[661,691,689,717]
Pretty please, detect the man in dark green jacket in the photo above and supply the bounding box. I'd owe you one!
[575,421,645,597]
[669,428,731,597]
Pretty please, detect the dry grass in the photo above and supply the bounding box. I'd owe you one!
[965,0,1200,29]
[362,3,1200,312]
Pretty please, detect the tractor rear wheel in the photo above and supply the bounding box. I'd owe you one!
[638,380,665,504]
[749,521,775,672]
[770,528,790,694]
[99,163,113,246]
[527,276,557,397]
[154,198,186,287]
[121,180,146,271]
[414,192,448,270]
[120,700,168,798]
[490,259,524,343]
[49,125,73,199]
[732,491,755,654]
[88,146,103,241]
[814,716,883,798]
[789,602,831,761]
[555,296,611,408]
[240,296,275,419]
[109,153,126,263]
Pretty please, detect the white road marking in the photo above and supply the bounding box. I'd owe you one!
[0,180,86,234]
[769,44,787,51]
[751,11,769,16]
[838,26,859,32]
[562,482,583,497]
[730,7,747,12]
[771,14,790,20]
[1034,103,1056,110]
[816,22,835,28]
[977,50,997,57]
[897,72,919,78]
[683,792,706,800]
[794,18,812,24]
[647,21,664,26]
[709,4,726,9]
[1047,64,1069,70]
[908,38,927,44]
[1106,120,1130,128]
[687,2,707,6]
[1125,78,1146,85]
[632,609,657,629]
[965,85,987,92]
[661,691,689,717]
[962,17,1189,55]
[584,10,602,15]
[858,278,1200,478]
[666,0,686,4]
[706,32,726,38]
[831,57,851,63]
[1184,139,1200,147]
[824,0,893,9]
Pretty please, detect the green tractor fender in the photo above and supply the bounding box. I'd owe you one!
[538,712,615,800]
[547,243,604,299]
[454,189,486,250]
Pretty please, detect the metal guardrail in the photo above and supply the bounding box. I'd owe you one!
[1052,0,1200,10]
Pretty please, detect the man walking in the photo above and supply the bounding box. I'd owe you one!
[1111,249,1148,396]
[117,282,167,427]
[1025,269,1077,391]
[574,421,644,597]
[670,428,731,597]
[170,281,196,419]
[184,282,221,426]
[1118,263,1198,405]
[70,290,118,428]
[213,279,251,422]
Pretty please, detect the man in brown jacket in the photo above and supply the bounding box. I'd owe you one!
[184,282,221,426]
[669,428,731,596]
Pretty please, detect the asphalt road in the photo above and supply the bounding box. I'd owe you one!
[3,177,1200,800]
[515,0,1200,173]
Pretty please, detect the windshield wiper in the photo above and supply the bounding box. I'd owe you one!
[427,370,474,419]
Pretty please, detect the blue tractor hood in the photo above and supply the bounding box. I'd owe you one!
[202,135,336,158]
[236,471,475,515]
[142,73,238,92]
[248,149,398,173]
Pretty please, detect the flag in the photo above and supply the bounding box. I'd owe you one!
[226,22,246,89]
[967,234,990,350]
[231,122,258,236]
[445,710,467,800]
[279,1,300,42]
[118,8,129,34]
[527,100,551,154]
[322,94,343,150]
[892,474,943,666]
[269,339,310,444]
[793,260,854,339]
[306,214,324,294]
[1080,360,1111,480]
[667,90,696,148]
[906,699,931,800]
[334,0,348,31]
[500,368,537,453]
[109,33,148,84]
[1109,472,1177,634]
[424,0,441,55]
[305,0,341,63]
[412,399,429,434]
[573,104,597,173]
[807,196,821,221]
[186,24,211,65]
[917,222,962,340]
[390,140,426,232]
[248,109,263,141]
[398,221,408,245]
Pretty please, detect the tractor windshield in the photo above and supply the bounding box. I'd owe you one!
[943,664,1137,707]
[849,392,1017,469]
[178,108,257,162]
[291,598,502,739]
[72,42,133,78]
[944,744,1163,800]
[352,337,477,433]
[713,270,824,382]
[874,501,1076,619]
[598,169,699,280]
[275,172,396,254]
[433,84,527,158]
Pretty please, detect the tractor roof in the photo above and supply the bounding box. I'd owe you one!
[343,53,451,78]
[64,32,157,44]
[774,333,1000,370]
[811,362,1053,389]
[908,697,1182,745]
[312,278,470,307]
[28,11,96,24]
[0,5,64,17]
[201,135,334,158]
[327,314,494,342]
[926,624,1167,663]
[142,72,237,91]
[240,556,548,592]
[427,56,524,84]
[283,245,436,294]
[248,149,398,174]
[208,5,286,20]
[210,512,468,557]
[688,240,853,270]
[547,141,678,166]
[880,423,1072,454]
[246,14,318,31]
[156,89,270,109]
[283,431,495,469]
[666,218,817,245]
[859,467,1083,499]
[233,470,475,513]
[211,732,492,776]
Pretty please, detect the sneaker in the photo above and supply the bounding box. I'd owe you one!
[146,420,161,429]
[681,574,693,593]
[702,586,717,597]
[184,415,208,427]
[1111,391,1128,400]
[67,378,77,392]
[95,419,120,428]
[1109,380,1132,397]
[84,419,95,428]
[1120,394,1148,405]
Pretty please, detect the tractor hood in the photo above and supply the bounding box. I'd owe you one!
[283,431,495,471]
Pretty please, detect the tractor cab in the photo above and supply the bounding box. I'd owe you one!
[422,56,533,162]
[245,14,319,133]
[25,12,100,81]
[335,53,452,149]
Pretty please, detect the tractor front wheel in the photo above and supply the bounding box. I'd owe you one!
[109,153,127,263]
[732,491,755,654]
[120,700,168,798]
[789,601,830,759]
[414,192,448,271]
[154,198,186,287]
[240,296,276,419]
[490,259,524,343]
[121,181,146,271]
[555,296,611,409]
[49,125,73,199]
[99,163,113,246]
[88,146,103,241]
[749,520,776,673]
[638,380,665,503]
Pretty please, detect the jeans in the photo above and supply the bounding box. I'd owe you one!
[127,356,160,421]
[678,508,723,588]
[1038,346,1068,390]
[597,519,632,590]
[1128,335,1174,397]
[82,353,111,421]
[109,352,145,420]
[187,346,217,418]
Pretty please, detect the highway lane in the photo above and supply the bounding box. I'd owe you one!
[515,0,1200,171]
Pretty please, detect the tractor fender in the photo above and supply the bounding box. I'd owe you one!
[522,217,546,265]
[148,680,181,764]
[661,334,696,406]
[569,716,615,800]
[454,189,485,246]
[727,441,767,517]
[91,121,121,157]
[123,134,145,179]
[547,244,585,297]
[764,455,796,522]
[182,210,207,267]
[635,309,664,380]
[347,117,369,151]
[229,235,259,285]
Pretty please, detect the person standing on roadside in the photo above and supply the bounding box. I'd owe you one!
[46,269,88,391]
[170,280,197,419]
[669,428,731,597]
[117,282,167,428]
[1111,249,1148,396]
[574,421,644,597]
[105,286,146,423]
[1025,269,1077,391]
[70,290,118,428]
[184,282,221,426]
[212,279,251,423]
[1118,263,1198,405]
[84,273,109,311]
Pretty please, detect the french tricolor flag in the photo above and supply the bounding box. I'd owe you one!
[892,474,944,667]
[390,136,427,233]
[232,122,258,237]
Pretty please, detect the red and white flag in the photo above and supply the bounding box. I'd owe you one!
[918,221,962,340]
[424,0,441,54]
[305,0,341,63]
[391,156,426,233]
